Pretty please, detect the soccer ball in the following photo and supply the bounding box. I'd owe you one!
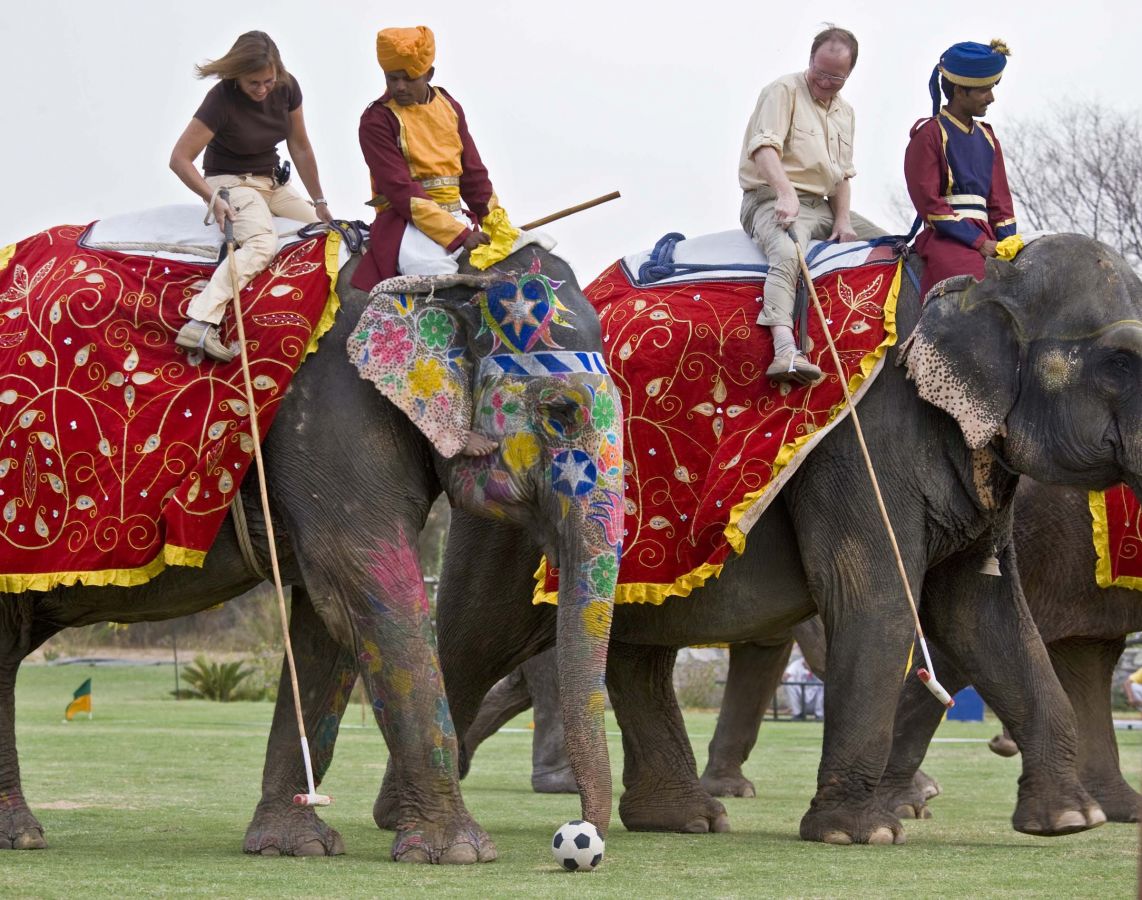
[551,820,605,871]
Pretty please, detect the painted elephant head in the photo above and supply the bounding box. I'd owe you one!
[348,246,622,831]
[903,235,1142,498]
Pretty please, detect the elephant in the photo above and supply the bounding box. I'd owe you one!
[879,480,1142,824]
[467,480,1142,825]
[431,234,1142,845]
[0,242,624,861]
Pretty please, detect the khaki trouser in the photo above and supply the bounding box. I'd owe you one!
[187,174,318,325]
[741,186,837,329]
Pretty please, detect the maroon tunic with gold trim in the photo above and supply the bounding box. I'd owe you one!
[904,110,1017,296]
[352,85,496,292]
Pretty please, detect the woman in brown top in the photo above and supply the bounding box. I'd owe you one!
[170,31,335,362]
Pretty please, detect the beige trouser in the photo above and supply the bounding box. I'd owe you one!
[187,174,319,325]
[741,186,838,329]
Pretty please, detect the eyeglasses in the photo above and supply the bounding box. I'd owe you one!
[809,64,848,85]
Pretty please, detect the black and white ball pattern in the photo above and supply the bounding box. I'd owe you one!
[551,819,605,871]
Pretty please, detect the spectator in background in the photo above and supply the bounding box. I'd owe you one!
[783,647,824,720]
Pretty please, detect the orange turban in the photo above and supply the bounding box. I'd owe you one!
[376,26,436,78]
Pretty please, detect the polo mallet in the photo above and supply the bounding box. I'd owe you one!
[219,189,332,805]
[519,191,620,230]
[790,233,954,708]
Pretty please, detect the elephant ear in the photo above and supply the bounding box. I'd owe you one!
[348,277,488,458]
[900,260,1022,449]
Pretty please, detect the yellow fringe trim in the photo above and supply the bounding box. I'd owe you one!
[1090,489,1142,590]
[0,544,206,594]
[304,230,343,359]
[1,233,343,594]
[0,243,15,273]
[534,261,903,606]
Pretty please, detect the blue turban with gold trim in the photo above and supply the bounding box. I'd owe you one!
[929,39,1011,115]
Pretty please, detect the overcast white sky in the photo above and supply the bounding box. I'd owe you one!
[1,1,1137,282]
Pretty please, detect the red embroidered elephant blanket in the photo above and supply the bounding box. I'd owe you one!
[1091,485,1142,591]
[0,224,340,593]
[536,253,902,605]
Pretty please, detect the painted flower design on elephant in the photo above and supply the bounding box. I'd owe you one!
[417,309,454,350]
[408,357,446,399]
[590,388,617,432]
[588,553,619,596]
[368,318,414,367]
[480,383,524,432]
[596,432,622,479]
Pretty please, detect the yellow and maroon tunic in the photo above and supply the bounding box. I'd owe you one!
[352,85,497,291]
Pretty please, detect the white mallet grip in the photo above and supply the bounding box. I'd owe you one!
[293,792,332,807]
[291,737,332,805]
[917,668,955,708]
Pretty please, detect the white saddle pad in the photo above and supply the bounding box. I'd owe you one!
[81,204,346,267]
[621,229,883,286]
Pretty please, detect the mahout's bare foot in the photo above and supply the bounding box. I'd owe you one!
[460,432,498,456]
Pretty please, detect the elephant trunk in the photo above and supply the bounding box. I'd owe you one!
[554,497,620,835]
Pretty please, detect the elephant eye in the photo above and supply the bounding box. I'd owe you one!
[1097,351,1135,391]
[541,397,584,437]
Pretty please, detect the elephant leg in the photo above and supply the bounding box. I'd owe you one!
[1049,636,1139,822]
[876,640,969,820]
[459,665,533,779]
[243,586,355,857]
[796,598,916,844]
[905,547,1105,836]
[377,515,552,839]
[700,639,793,799]
[523,648,578,794]
[609,642,729,833]
[0,598,48,850]
[339,529,496,864]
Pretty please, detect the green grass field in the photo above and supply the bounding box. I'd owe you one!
[7,663,1139,898]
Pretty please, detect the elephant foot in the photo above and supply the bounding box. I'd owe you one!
[243,800,345,856]
[880,769,942,820]
[913,768,942,802]
[800,802,906,845]
[988,734,1019,758]
[0,798,47,850]
[1084,782,1140,824]
[619,784,730,833]
[391,816,497,864]
[1012,780,1106,836]
[531,766,579,794]
[699,767,757,799]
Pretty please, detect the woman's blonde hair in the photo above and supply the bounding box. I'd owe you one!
[195,31,289,85]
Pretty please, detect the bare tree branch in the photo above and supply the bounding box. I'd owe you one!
[1006,101,1142,271]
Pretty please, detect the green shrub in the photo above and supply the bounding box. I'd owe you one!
[674,659,724,710]
[181,655,261,702]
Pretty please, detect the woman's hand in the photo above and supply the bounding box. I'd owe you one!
[314,200,335,225]
[212,197,235,234]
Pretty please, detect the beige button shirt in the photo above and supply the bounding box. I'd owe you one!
[738,71,856,197]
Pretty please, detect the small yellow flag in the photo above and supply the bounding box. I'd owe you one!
[65,678,92,720]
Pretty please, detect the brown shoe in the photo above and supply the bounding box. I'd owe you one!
[176,320,237,363]
[766,348,822,385]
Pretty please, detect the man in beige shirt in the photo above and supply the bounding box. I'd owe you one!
[739,26,860,385]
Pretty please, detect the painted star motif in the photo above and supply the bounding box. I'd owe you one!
[552,449,597,497]
[500,294,541,338]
